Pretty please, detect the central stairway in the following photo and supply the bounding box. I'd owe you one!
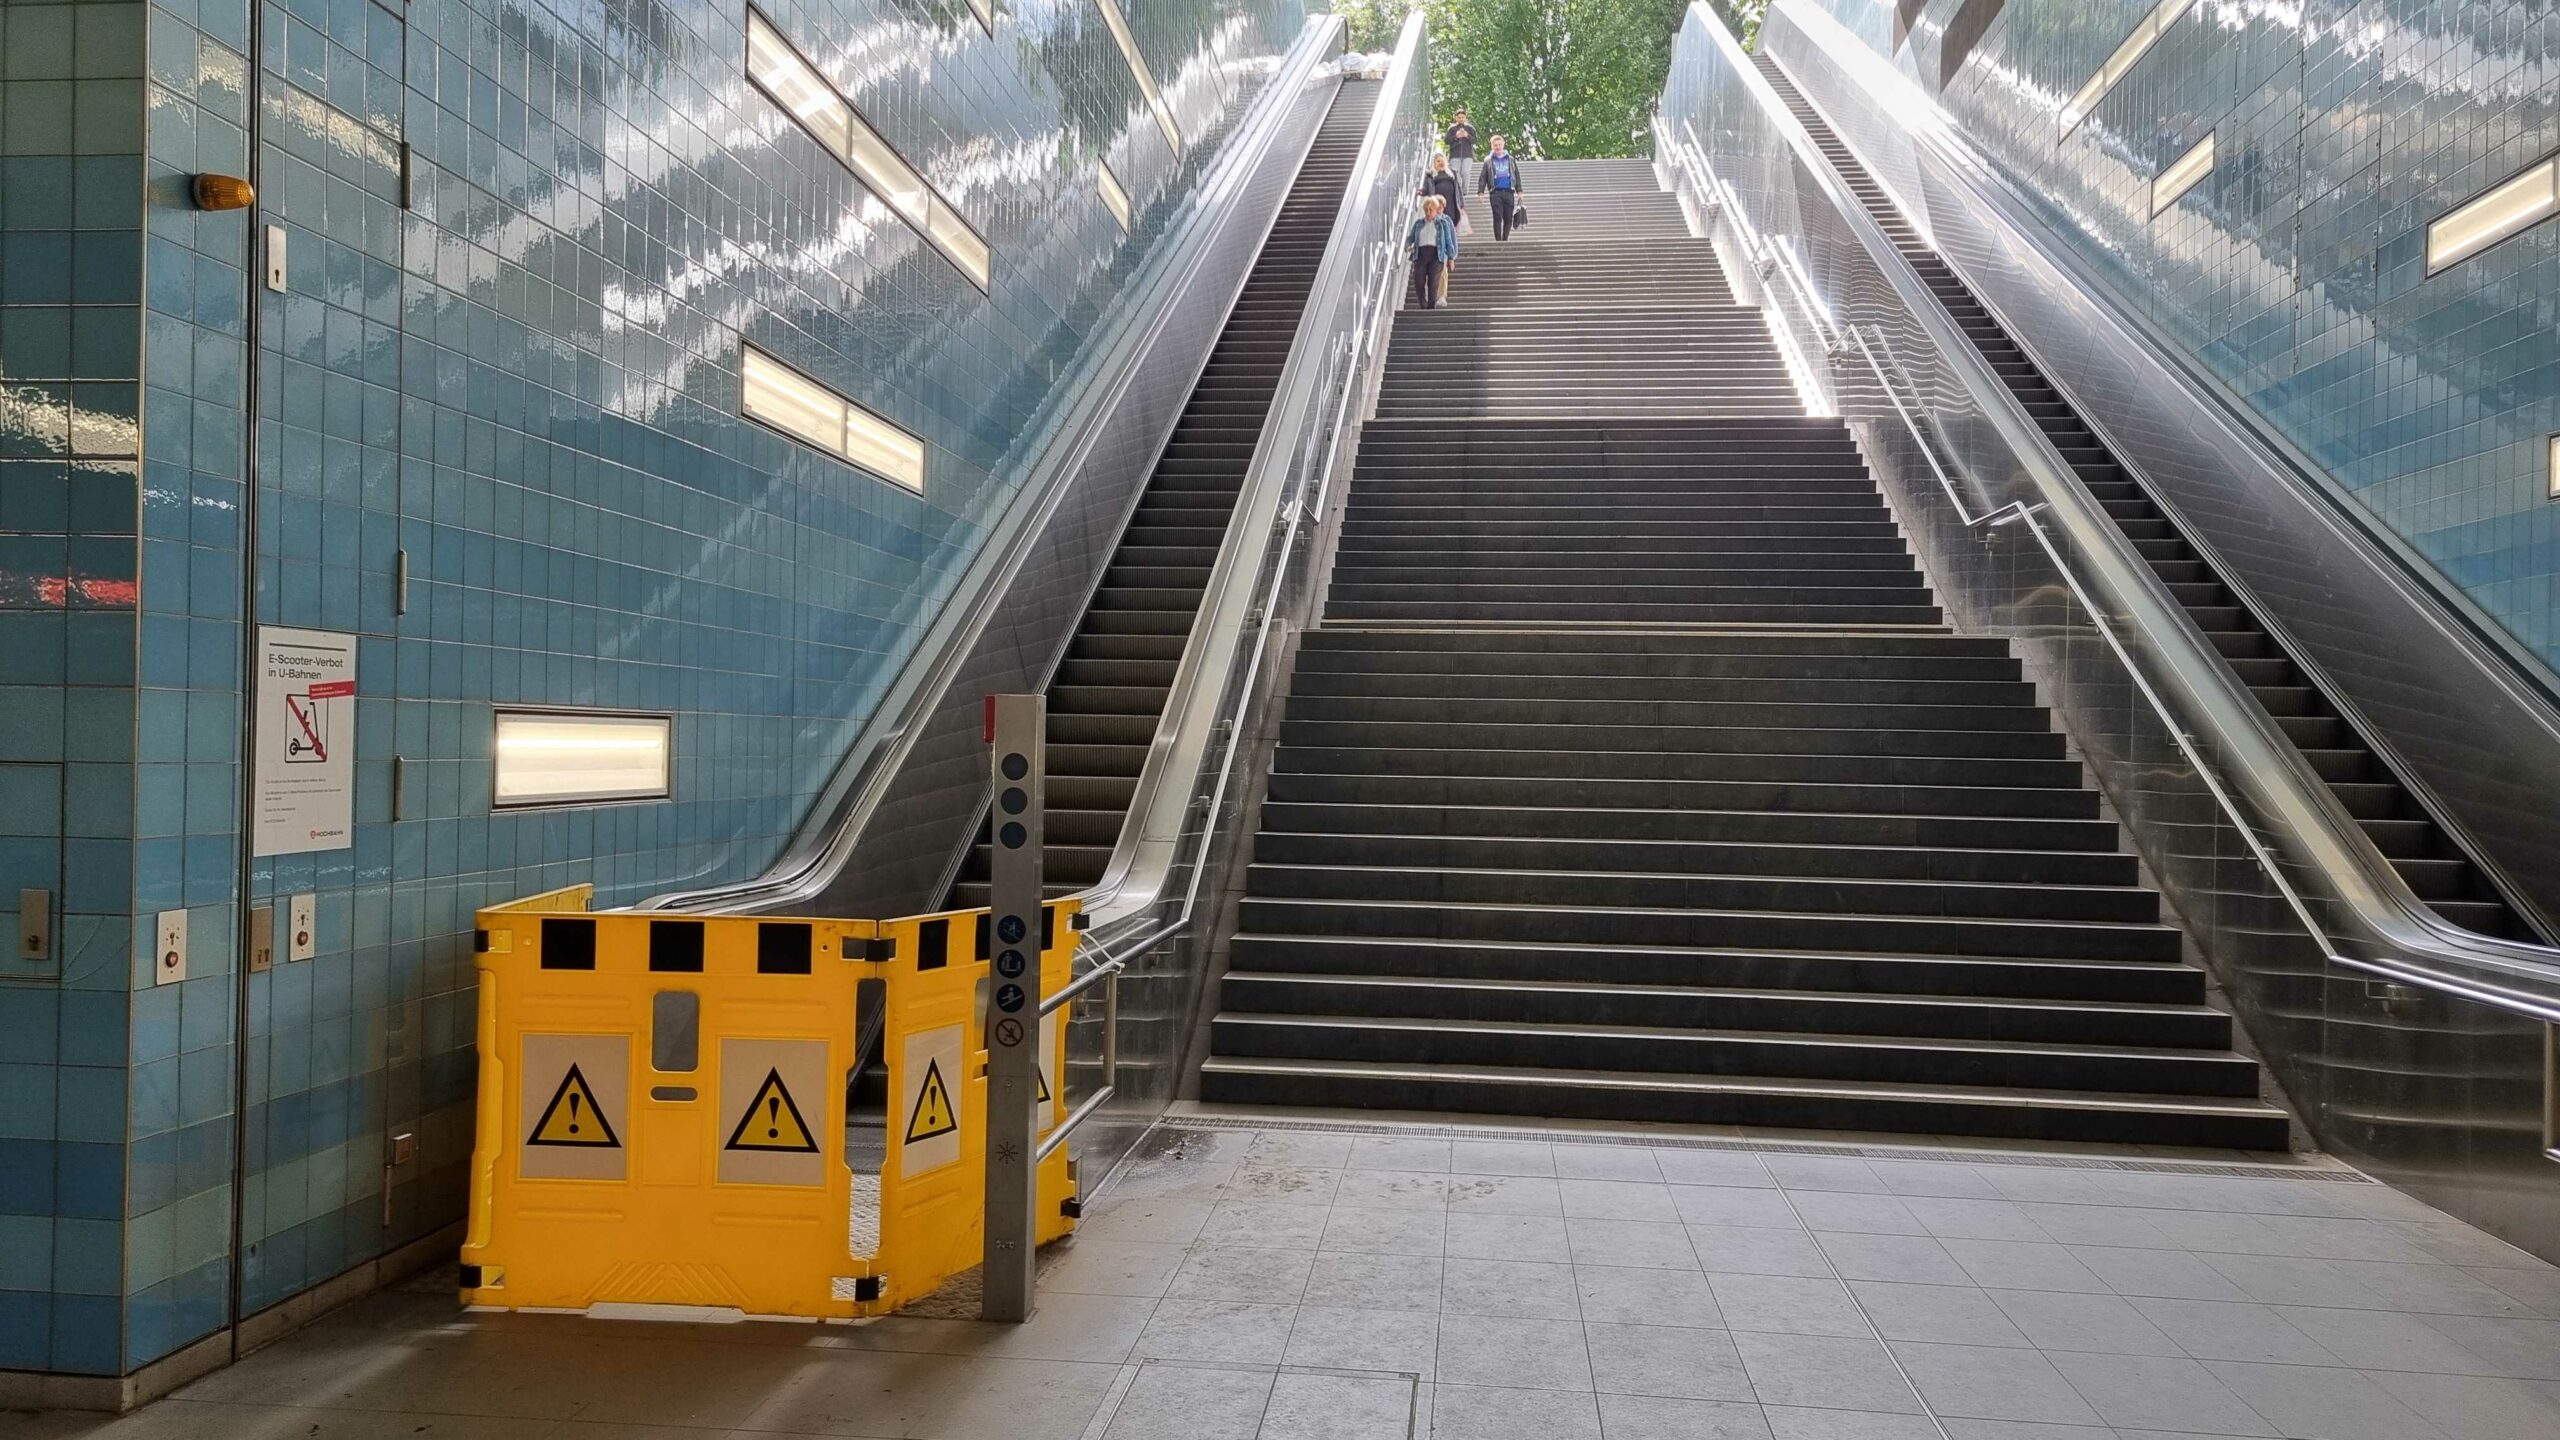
[1199,156,2292,1148]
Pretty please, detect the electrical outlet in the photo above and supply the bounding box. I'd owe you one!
[289,893,316,962]
[155,909,188,985]
[389,1132,418,1165]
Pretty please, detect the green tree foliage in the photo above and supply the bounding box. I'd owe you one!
[1336,0,1765,159]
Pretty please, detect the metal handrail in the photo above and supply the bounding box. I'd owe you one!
[643,13,1348,916]
[1675,0,2560,1022]
[1074,11,1428,939]
[1019,17,1430,1160]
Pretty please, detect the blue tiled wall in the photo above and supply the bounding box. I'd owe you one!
[4,0,1309,1377]
[1802,0,2560,674]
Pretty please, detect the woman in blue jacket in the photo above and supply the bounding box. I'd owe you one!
[1405,195,1457,309]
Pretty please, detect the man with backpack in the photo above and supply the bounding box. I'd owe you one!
[1476,135,1524,241]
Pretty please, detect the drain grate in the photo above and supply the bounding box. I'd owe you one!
[1167,1112,2374,1182]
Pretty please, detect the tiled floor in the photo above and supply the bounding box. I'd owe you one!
[8,1120,2560,1439]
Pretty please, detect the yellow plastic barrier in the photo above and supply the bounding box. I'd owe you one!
[462,886,1081,1320]
[865,901,1081,1312]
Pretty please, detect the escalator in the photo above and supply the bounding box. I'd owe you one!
[942,81,1382,909]
[1755,54,2543,945]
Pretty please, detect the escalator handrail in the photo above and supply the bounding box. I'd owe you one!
[1674,1,2560,1022]
[1076,13,1430,940]
[642,15,1348,916]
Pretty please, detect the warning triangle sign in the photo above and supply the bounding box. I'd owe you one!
[725,1067,820,1154]
[527,1064,620,1148]
[905,1059,959,1144]
[1037,1064,1051,1104]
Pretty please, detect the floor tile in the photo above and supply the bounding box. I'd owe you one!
[2369,1368,2560,1440]
[1789,1192,1927,1237]
[833,1290,1158,1364]
[1259,1370,1416,1440]
[1560,1180,1681,1223]
[1866,1160,2004,1200]
[1986,1288,2181,1355]
[1200,1200,1332,1250]
[1578,1265,1728,1330]
[1688,1225,1834,1278]
[1815,1232,1970,1286]
[2016,1204,2181,1249]
[2197,1253,2385,1308]
[1584,1322,1753,1401]
[1037,1238,1189,1298]
[1939,1239,2109,1293]
[1338,1169,1455,1210]
[1446,1174,1565,1216]
[1762,1407,1943,1440]
[1568,1218,1700,1270]
[1131,1299,1298,1365]
[2123,1296,2340,1365]
[1731,1330,1922,1413]
[2465,1266,2560,1319]
[1593,1392,1772,1439]
[1449,1141,1557,1178]
[1280,1304,1439,1377]
[1245,1132,1356,1169]
[2065,1244,2249,1301]
[1904,1197,2049,1242]
[1443,1257,1582,1320]
[2203,1360,2453,1440]
[1078,1196,1217,1247]
[1651,1151,1776,1189]
[2416,1313,2560,1380]
[1097,1361,1274,1440]
[2270,1305,2501,1374]
[1704,1273,1867,1338]
[2384,1221,2540,1268]
[2330,1261,2546,1318]
[1225,1165,1345,1207]
[1351,1136,1456,1174]
[1427,1383,1601,1439]
[737,1352,1122,1439]
[1445,1211,1573,1264]
[1436,1314,1595,1391]
[1555,1147,1666,1182]
[1672,1185,1804,1230]
[1887,1341,2104,1425]
[1305,1251,1446,1311]
[2043,1352,2272,1435]
[1766,1156,1888,1194]
[1322,1205,1448,1257]
[1167,1245,1318,1304]
[1849,1280,2030,1347]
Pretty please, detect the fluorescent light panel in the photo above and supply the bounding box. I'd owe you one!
[742,345,927,491]
[745,10,991,290]
[2152,131,2214,214]
[2063,0,2196,132]
[493,711,672,807]
[1091,0,1182,152]
[2549,434,2560,501]
[1097,162,1131,231]
[2427,158,2558,274]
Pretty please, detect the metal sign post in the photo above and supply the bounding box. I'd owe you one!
[981,693,1044,1321]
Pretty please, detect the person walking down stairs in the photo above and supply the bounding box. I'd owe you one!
[1405,195,1457,310]
[1419,154,1465,305]
[1476,135,1524,240]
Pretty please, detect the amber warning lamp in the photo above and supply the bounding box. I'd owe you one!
[190,174,256,210]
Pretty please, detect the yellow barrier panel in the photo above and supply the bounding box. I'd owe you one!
[864,900,1081,1312]
[462,890,875,1318]
[462,887,1083,1320]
